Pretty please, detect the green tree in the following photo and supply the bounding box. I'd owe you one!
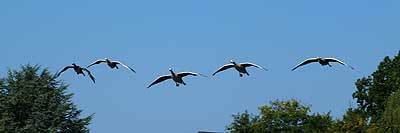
[303,112,334,132]
[352,51,400,123]
[374,90,400,132]
[257,100,310,132]
[0,65,93,132]
[226,111,259,133]
[331,108,367,132]
[226,99,334,133]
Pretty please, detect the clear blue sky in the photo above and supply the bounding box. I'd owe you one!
[1,0,400,132]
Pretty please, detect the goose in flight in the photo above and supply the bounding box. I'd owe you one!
[291,57,354,71]
[87,58,136,73]
[56,63,96,83]
[147,68,205,88]
[212,60,267,77]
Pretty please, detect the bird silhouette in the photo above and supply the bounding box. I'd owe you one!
[56,63,96,83]
[292,57,354,71]
[87,58,136,73]
[147,68,206,88]
[213,60,267,77]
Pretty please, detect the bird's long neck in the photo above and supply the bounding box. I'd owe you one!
[231,62,237,65]
[105,59,111,64]
[169,70,175,76]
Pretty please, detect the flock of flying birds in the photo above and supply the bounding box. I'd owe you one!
[56,57,354,88]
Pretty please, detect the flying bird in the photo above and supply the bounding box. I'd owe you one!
[87,58,136,73]
[291,57,354,71]
[56,63,96,83]
[212,60,267,77]
[147,68,205,88]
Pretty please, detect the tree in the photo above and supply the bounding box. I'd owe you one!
[257,99,310,132]
[375,90,400,132]
[352,51,400,122]
[303,112,334,132]
[226,111,259,133]
[0,65,93,132]
[226,99,334,133]
[331,108,367,132]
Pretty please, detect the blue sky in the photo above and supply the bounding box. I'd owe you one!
[1,0,400,132]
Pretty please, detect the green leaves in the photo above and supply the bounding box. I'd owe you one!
[333,108,367,132]
[353,51,400,123]
[226,111,258,133]
[226,99,334,132]
[0,64,92,132]
[258,100,310,132]
[375,90,400,132]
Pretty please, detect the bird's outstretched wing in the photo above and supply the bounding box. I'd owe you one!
[325,58,354,69]
[240,62,268,71]
[56,66,73,77]
[291,58,319,71]
[87,59,107,68]
[177,72,207,77]
[83,68,96,83]
[115,61,136,73]
[212,64,235,76]
[147,75,172,88]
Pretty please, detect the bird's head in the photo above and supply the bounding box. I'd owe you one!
[230,60,236,64]
[169,68,173,71]
[104,58,109,61]
[72,63,77,66]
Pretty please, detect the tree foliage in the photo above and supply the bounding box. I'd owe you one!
[226,99,334,133]
[375,90,400,132]
[226,111,258,133]
[332,108,367,132]
[0,64,93,132]
[353,51,400,122]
